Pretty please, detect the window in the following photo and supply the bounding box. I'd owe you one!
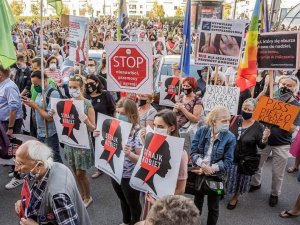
[174,6,178,10]
[129,5,136,9]
[140,5,143,9]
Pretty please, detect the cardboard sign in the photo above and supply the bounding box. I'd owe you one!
[69,15,89,64]
[159,75,180,107]
[203,85,240,115]
[196,19,245,67]
[130,128,184,199]
[253,96,300,131]
[258,32,300,70]
[106,41,153,94]
[51,98,90,149]
[95,113,133,184]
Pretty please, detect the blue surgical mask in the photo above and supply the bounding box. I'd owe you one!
[116,113,129,122]
[217,123,229,133]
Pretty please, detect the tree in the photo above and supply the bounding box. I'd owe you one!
[149,0,165,18]
[62,3,70,15]
[223,3,232,19]
[175,7,184,17]
[113,8,119,17]
[10,0,24,17]
[31,2,40,16]
[87,4,93,16]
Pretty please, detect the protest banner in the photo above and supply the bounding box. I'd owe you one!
[257,32,300,70]
[68,15,89,64]
[95,113,133,184]
[22,105,31,133]
[203,85,240,115]
[195,19,245,67]
[130,128,184,199]
[159,75,180,107]
[51,98,90,149]
[105,41,153,94]
[253,96,300,131]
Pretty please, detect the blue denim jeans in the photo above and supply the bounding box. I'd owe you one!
[37,133,63,163]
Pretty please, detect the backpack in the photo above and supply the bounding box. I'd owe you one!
[45,87,67,106]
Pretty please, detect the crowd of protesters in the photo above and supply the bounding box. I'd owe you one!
[0,16,300,225]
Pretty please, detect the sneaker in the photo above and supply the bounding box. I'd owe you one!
[249,184,261,192]
[5,178,23,190]
[91,170,103,179]
[8,172,14,178]
[269,195,278,207]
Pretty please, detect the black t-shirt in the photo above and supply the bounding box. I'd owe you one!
[268,99,300,146]
[89,91,116,121]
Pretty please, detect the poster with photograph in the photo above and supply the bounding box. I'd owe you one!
[196,19,245,67]
[203,85,240,115]
[130,129,184,199]
[154,40,167,57]
[257,32,300,70]
[22,105,31,133]
[69,15,89,64]
[51,98,90,149]
[95,113,133,184]
[159,75,180,107]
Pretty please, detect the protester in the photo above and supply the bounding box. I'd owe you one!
[191,106,236,225]
[23,71,63,163]
[14,140,92,225]
[210,70,225,86]
[279,190,300,218]
[253,71,270,99]
[45,56,63,87]
[250,75,300,207]
[85,74,115,179]
[51,44,63,66]
[61,75,96,207]
[0,64,24,189]
[14,55,32,96]
[94,98,143,225]
[174,77,203,129]
[137,94,157,128]
[87,58,107,89]
[226,98,271,209]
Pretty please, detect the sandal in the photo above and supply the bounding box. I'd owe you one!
[287,167,299,173]
[279,210,299,218]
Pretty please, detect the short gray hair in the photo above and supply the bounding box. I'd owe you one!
[243,98,257,108]
[146,195,201,225]
[23,140,53,169]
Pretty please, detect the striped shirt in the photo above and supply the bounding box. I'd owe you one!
[45,68,62,84]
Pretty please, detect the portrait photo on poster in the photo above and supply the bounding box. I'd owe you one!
[130,130,184,199]
[95,113,133,184]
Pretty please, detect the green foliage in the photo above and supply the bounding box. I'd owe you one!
[149,0,165,18]
[175,7,184,17]
[62,4,70,15]
[10,0,24,17]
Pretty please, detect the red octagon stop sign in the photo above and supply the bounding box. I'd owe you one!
[109,44,149,89]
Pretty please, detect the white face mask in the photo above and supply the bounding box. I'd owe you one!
[69,88,81,98]
[49,63,56,70]
[88,66,96,74]
[154,127,168,135]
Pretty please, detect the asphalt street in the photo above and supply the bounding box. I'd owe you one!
[0,156,299,225]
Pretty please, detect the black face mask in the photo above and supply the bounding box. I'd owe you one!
[183,88,193,95]
[138,99,147,107]
[241,111,253,120]
[86,84,97,94]
[279,86,293,96]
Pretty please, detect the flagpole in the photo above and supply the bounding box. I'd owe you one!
[40,0,49,138]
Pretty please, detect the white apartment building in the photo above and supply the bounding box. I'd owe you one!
[8,0,186,17]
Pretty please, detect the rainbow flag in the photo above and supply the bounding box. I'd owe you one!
[236,0,266,92]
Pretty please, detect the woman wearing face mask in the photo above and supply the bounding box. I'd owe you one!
[191,106,236,225]
[139,109,188,219]
[99,58,107,79]
[94,98,143,225]
[174,77,203,129]
[63,75,96,208]
[210,70,225,86]
[137,94,157,128]
[85,74,116,179]
[45,56,63,87]
[51,44,63,67]
[226,98,270,210]
[90,35,101,50]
